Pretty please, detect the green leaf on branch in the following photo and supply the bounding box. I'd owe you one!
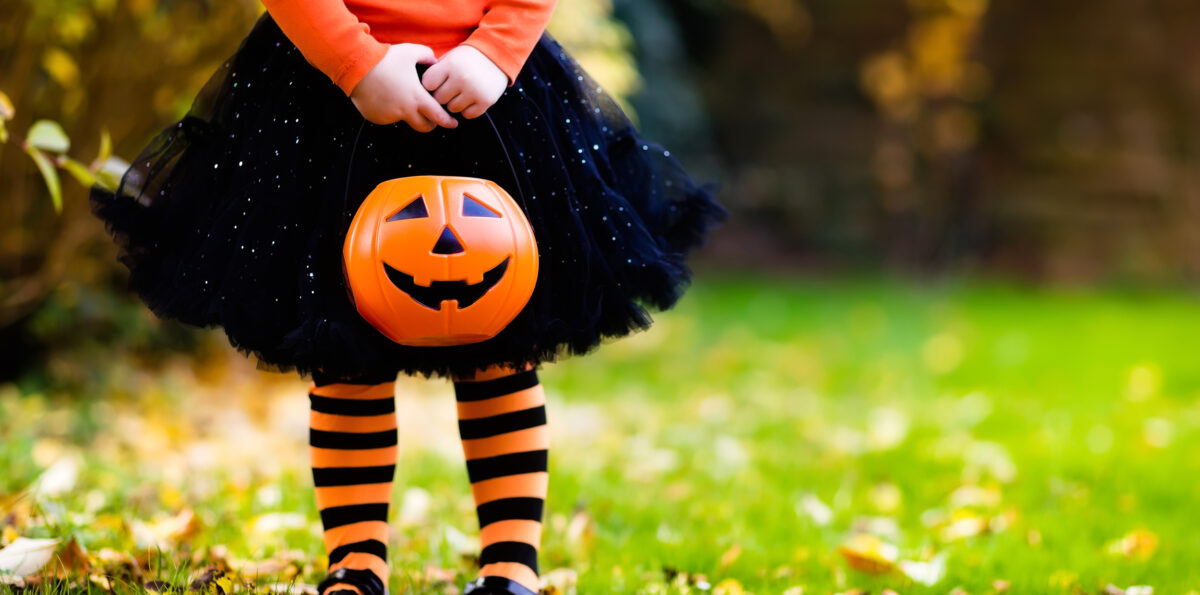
[62,157,97,188]
[24,145,63,213]
[27,119,70,153]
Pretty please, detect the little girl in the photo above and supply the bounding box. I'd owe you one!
[90,0,722,593]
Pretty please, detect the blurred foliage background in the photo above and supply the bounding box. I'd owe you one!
[4,0,1200,382]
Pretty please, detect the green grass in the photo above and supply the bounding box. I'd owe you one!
[3,275,1200,594]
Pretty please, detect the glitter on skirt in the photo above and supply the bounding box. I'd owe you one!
[91,15,724,380]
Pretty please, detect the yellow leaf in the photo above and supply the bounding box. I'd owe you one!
[718,544,743,570]
[0,90,13,120]
[713,578,745,595]
[836,534,898,574]
[42,49,80,87]
[1106,529,1159,559]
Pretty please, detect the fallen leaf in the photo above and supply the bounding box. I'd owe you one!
[398,488,432,526]
[948,485,1001,509]
[131,508,201,549]
[32,456,81,498]
[264,583,318,595]
[189,567,233,595]
[0,537,60,578]
[718,544,743,570]
[939,514,989,541]
[249,512,307,535]
[713,578,745,595]
[836,534,898,574]
[235,551,303,580]
[564,510,593,546]
[1106,529,1159,559]
[47,537,89,577]
[898,552,946,586]
[541,568,577,593]
[796,493,833,526]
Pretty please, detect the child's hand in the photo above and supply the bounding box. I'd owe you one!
[350,43,458,132]
[420,45,508,120]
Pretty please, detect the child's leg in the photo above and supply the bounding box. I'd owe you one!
[310,371,398,595]
[453,367,549,593]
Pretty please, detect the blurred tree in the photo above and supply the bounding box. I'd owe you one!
[0,0,640,382]
[0,0,261,379]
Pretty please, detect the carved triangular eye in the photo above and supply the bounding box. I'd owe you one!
[387,196,428,221]
[462,194,501,218]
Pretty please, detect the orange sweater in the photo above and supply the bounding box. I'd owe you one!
[261,0,558,96]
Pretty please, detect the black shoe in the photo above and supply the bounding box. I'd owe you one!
[317,568,388,595]
[462,576,540,595]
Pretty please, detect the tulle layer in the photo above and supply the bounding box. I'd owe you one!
[91,15,723,380]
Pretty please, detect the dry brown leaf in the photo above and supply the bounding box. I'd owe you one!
[836,534,898,574]
[48,537,90,577]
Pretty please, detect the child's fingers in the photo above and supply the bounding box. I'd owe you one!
[406,43,438,66]
[421,65,450,93]
[404,111,437,133]
[433,85,460,105]
[416,94,458,129]
[461,102,489,120]
[446,94,473,114]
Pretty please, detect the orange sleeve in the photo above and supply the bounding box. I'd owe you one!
[461,0,559,84]
[261,0,389,96]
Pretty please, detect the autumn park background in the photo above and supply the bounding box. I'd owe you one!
[3,0,1200,593]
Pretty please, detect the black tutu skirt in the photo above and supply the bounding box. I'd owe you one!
[91,15,723,380]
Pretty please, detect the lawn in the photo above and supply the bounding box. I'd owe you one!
[2,275,1199,594]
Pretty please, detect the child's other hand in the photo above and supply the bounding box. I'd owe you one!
[351,43,458,132]
[421,45,508,120]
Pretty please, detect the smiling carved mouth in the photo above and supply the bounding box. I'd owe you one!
[383,257,510,310]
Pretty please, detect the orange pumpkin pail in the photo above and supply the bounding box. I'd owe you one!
[343,175,539,347]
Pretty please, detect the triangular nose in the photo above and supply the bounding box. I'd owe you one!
[432,226,465,255]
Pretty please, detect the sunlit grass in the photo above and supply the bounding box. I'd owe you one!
[3,275,1200,593]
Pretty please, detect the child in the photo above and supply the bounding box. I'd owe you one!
[90,0,723,593]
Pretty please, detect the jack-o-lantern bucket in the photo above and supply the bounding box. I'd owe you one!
[343,176,538,346]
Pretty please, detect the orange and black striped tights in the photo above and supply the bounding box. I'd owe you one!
[309,366,547,595]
